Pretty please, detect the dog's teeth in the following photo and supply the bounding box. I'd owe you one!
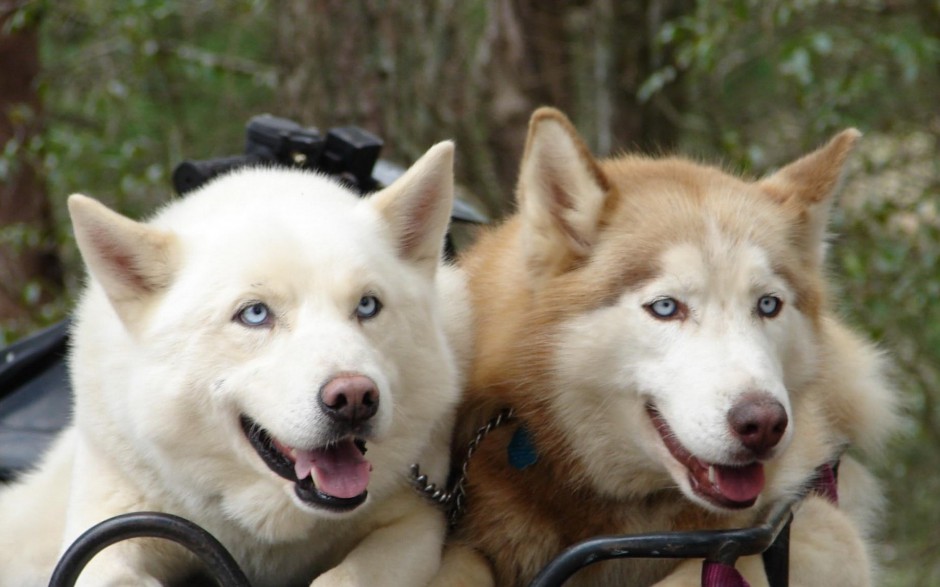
[708,465,716,485]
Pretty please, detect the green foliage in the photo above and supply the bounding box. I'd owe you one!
[39,0,277,287]
[832,132,940,585]
[0,0,281,342]
[648,0,940,168]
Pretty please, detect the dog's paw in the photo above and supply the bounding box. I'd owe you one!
[430,544,495,587]
[74,573,162,587]
[310,567,359,587]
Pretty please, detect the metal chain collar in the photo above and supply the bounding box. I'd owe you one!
[410,407,515,527]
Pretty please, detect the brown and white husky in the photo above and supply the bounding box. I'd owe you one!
[433,108,898,587]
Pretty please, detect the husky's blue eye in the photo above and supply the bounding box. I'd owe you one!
[647,297,680,319]
[237,303,271,327]
[356,295,382,320]
[757,295,783,318]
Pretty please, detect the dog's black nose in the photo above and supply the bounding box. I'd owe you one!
[320,374,379,426]
[727,393,788,457]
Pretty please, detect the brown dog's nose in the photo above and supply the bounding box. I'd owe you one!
[727,392,788,457]
[319,374,379,426]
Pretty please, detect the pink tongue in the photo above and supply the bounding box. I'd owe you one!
[294,441,371,499]
[713,463,765,503]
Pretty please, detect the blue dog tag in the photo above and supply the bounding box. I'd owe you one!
[508,425,538,470]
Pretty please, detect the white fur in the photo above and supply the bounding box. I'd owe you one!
[0,142,464,587]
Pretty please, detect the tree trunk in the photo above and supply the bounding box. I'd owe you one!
[477,0,577,199]
[0,6,62,339]
[608,0,691,154]
[273,0,689,216]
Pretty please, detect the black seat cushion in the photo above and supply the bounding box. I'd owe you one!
[0,320,72,482]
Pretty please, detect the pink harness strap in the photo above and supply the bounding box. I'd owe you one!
[699,461,839,587]
[702,561,751,586]
[811,461,839,505]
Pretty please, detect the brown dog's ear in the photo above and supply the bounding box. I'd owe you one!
[68,194,178,327]
[517,107,612,281]
[369,141,454,275]
[759,129,861,267]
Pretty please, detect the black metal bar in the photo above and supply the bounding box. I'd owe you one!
[762,511,791,587]
[47,501,797,587]
[528,497,797,587]
[48,512,251,587]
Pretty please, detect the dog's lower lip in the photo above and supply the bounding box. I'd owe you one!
[240,414,296,482]
[239,415,369,511]
[294,476,368,512]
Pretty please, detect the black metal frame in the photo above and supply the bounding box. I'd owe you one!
[529,496,796,587]
[49,498,795,587]
[49,512,251,587]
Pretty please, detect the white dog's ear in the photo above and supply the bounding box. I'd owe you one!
[517,107,612,281]
[68,194,178,326]
[759,129,861,267]
[369,141,455,273]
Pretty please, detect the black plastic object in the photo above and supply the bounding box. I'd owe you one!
[528,496,796,587]
[318,126,383,192]
[170,114,487,258]
[49,512,251,587]
[172,114,376,196]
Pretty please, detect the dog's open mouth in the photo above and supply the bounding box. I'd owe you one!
[646,405,764,510]
[239,415,371,512]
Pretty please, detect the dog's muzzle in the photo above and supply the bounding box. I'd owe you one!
[239,415,371,512]
[646,405,767,510]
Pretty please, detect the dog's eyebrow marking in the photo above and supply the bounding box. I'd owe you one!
[772,261,821,319]
[593,265,659,309]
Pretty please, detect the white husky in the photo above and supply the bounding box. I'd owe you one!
[0,142,467,587]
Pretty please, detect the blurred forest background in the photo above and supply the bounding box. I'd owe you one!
[0,0,937,583]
